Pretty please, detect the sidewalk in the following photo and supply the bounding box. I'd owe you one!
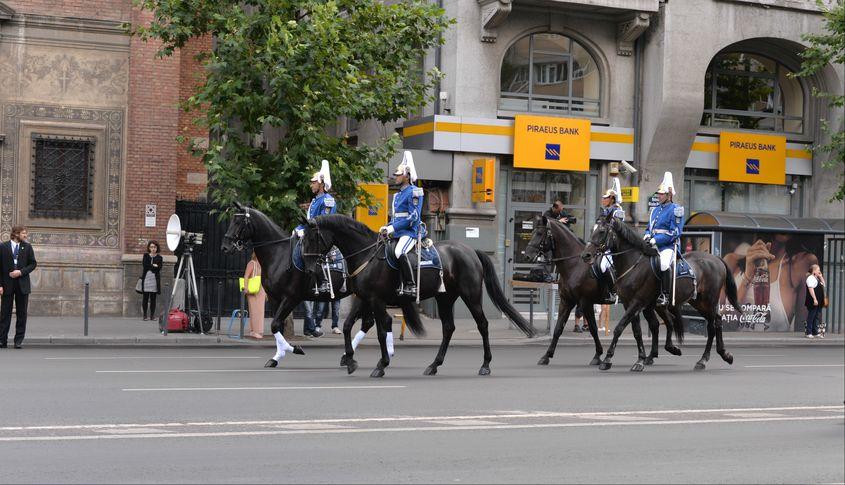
[15,314,844,347]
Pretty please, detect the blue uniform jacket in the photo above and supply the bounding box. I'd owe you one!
[389,184,426,239]
[600,203,625,221]
[645,201,684,251]
[296,192,336,231]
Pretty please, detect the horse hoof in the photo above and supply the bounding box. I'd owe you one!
[694,362,706,371]
[370,368,385,378]
[264,359,278,368]
[423,366,438,376]
[599,362,612,371]
[292,346,305,356]
[340,354,349,367]
[478,367,491,376]
[347,360,359,375]
[631,362,645,372]
[666,346,682,356]
[589,356,603,366]
[721,352,734,365]
[644,357,654,366]
[537,356,550,366]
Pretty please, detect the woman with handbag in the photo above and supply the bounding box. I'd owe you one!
[139,240,163,321]
[242,252,266,339]
[804,264,826,339]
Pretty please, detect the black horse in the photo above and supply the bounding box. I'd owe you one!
[221,203,386,368]
[301,214,536,378]
[582,214,740,371]
[523,215,675,367]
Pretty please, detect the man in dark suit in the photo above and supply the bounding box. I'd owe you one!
[0,225,37,348]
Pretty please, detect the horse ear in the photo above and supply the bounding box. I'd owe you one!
[307,218,317,228]
[234,201,244,211]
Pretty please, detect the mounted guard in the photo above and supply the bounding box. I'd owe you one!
[379,151,426,297]
[597,176,624,303]
[295,159,337,295]
[644,171,685,306]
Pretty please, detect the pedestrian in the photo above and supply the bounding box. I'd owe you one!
[316,299,342,334]
[573,304,584,332]
[543,199,575,227]
[599,303,610,332]
[0,225,37,349]
[243,252,266,339]
[300,301,321,337]
[140,240,163,321]
[804,264,826,339]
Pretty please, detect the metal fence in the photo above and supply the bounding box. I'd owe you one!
[823,237,844,334]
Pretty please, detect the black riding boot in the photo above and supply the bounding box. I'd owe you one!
[657,269,672,306]
[398,253,417,297]
[601,270,618,304]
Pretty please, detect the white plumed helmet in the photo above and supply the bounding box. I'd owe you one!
[393,150,418,183]
[310,159,332,191]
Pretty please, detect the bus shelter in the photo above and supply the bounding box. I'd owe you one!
[682,211,844,334]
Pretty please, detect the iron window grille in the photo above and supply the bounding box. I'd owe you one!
[30,133,95,219]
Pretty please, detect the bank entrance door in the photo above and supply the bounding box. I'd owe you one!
[504,170,597,313]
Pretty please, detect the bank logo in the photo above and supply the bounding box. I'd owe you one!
[545,143,560,161]
[368,206,378,216]
[475,166,483,184]
[746,158,760,174]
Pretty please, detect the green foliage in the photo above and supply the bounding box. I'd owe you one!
[131,0,451,225]
[792,0,845,202]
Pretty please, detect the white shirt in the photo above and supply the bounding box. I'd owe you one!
[806,275,818,289]
[11,241,18,266]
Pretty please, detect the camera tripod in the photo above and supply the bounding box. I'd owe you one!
[162,243,205,335]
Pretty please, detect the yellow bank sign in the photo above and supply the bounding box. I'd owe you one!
[718,132,786,185]
[355,183,388,233]
[513,115,591,171]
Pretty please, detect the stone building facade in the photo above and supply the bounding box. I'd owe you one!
[0,0,210,316]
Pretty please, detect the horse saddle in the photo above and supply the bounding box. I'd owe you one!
[650,254,695,281]
[292,240,347,273]
[385,239,442,271]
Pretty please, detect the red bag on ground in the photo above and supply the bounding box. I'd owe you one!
[166,309,189,332]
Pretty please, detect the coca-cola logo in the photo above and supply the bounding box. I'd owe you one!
[720,303,771,330]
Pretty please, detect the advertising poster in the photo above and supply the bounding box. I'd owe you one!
[719,232,824,332]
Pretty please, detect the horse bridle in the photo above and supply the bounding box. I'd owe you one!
[300,221,388,278]
[224,209,290,251]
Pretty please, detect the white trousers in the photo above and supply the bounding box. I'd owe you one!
[659,248,675,271]
[395,235,416,259]
[600,251,613,273]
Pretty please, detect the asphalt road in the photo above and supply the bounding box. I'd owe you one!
[0,343,842,484]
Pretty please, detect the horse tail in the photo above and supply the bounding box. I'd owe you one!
[399,301,426,337]
[721,258,742,316]
[475,249,537,338]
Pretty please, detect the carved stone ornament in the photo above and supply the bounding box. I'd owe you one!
[477,0,512,43]
[617,12,651,56]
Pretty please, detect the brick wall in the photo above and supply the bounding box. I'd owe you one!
[4,0,131,21]
[176,35,211,202]
[124,5,181,255]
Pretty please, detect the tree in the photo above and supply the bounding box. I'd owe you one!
[132,0,451,224]
[793,0,845,201]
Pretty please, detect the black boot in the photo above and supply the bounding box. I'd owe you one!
[398,253,417,297]
[600,270,618,304]
[657,269,672,306]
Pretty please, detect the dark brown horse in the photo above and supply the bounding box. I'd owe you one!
[582,214,740,371]
[524,215,676,368]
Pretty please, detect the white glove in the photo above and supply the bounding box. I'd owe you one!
[649,237,657,247]
[295,228,304,238]
[379,225,394,236]
[643,233,650,241]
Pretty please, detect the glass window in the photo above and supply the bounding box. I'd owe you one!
[511,171,545,203]
[685,169,798,216]
[31,134,95,220]
[549,172,587,207]
[499,33,601,116]
[701,52,805,134]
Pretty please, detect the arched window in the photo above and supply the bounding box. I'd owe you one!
[702,52,804,133]
[499,33,601,116]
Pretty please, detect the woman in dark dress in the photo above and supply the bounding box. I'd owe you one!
[141,240,163,321]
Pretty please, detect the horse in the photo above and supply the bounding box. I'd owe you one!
[582,214,740,371]
[221,203,386,368]
[523,215,676,367]
[301,214,536,378]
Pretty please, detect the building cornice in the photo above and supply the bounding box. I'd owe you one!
[616,12,650,56]
[477,0,512,43]
[0,1,15,21]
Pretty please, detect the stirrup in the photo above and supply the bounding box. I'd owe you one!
[401,284,417,297]
[607,292,618,305]
[656,293,669,306]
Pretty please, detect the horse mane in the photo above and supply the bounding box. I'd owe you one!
[611,218,651,252]
[245,206,286,236]
[315,214,376,237]
[548,218,586,245]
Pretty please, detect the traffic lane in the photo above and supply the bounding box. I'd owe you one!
[1,413,842,484]
[0,346,842,427]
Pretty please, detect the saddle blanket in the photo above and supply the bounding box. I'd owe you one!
[650,254,695,280]
[385,240,442,270]
[292,241,347,273]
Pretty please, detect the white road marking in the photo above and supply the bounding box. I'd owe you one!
[0,416,839,443]
[96,369,326,373]
[723,412,785,418]
[122,385,406,392]
[427,420,503,426]
[96,428,173,435]
[46,356,262,360]
[744,364,845,368]
[0,405,839,432]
